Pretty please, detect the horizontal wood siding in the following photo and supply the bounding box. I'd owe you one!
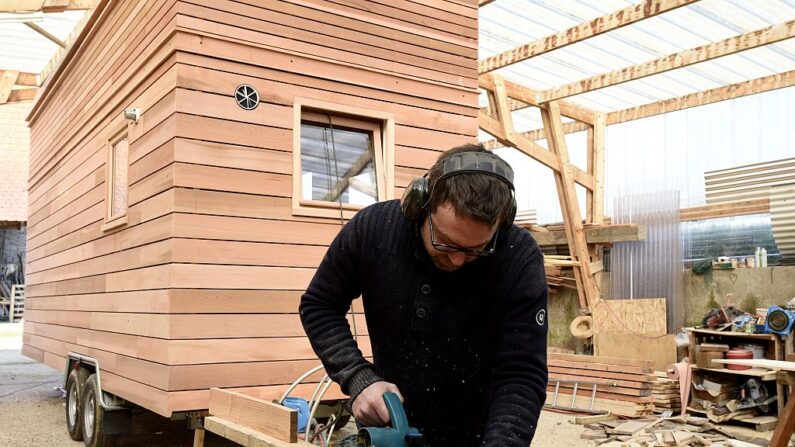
[26,0,477,416]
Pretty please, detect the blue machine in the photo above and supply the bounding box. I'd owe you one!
[763,305,795,337]
[340,392,424,447]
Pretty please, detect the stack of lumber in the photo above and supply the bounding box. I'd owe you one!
[547,354,655,417]
[651,372,681,414]
[543,255,578,293]
[577,414,771,446]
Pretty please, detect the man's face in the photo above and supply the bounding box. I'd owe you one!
[420,202,498,272]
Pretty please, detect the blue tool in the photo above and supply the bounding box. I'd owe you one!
[340,392,424,447]
[763,305,795,337]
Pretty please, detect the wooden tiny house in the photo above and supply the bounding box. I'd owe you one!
[24,0,477,417]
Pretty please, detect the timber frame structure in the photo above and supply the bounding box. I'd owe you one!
[477,0,795,315]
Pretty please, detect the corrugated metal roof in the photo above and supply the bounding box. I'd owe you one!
[480,0,795,129]
[0,10,86,75]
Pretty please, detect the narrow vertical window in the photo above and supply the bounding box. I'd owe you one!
[103,133,129,231]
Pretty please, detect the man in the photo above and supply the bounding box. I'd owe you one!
[300,144,548,446]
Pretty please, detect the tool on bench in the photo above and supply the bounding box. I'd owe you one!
[338,392,424,447]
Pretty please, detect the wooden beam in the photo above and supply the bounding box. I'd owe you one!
[0,71,38,87]
[39,1,96,84]
[203,417,316,447]
[322,151,372,202]
[478,0,699,74]
[483,70,795,149]
[24,21,67,48]
[607,70,795,125]
[0,71,19,104]
[528,224,647,246]
[209,388,297,443]
[539,19,795,102]
[6,88,38,103]
[679,198,769,221]
[0,0,94,13]
[482,122,590,149]
[540,101,600,310]
[587,113,606,224]
[479,0,496,6]
[479,75,595,190]
[480,75,596,124]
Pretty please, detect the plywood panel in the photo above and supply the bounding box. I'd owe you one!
[594,334,678,372]
[593,298,667,336]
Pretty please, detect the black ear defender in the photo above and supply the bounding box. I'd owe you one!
[400,151,517,229]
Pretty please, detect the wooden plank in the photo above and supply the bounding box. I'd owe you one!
[24,21,67,47]
[549,353,654,370]
[174,7,474,87]
[204,416,315,447]
[479,73,596,124]
[0,0,94,12]
[594,334,677,372]
[711,359,795,371]
[209,388,297,443]
[171,31,477,109]
[528,224,646,246]
[541,100,599,309]
[607,70,795,125]
[478,0,698,73]
[0,70,20,103]
[538,19,795,102]
[25,321,372,365]
[679,198,770,221]
[6,88,37,103]
[591,113,605,224]
[770,388,795,447]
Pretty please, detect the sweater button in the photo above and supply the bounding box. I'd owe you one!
[420,284,432,295]
[415,307,426,318]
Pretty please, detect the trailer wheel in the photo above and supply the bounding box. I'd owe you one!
[81,374,114,447]
[66,367,90,441]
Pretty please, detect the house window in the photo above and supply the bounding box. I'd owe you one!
[293,98,394,219]
[102,133,129,231]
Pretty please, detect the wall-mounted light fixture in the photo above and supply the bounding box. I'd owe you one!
[123,108,140,123]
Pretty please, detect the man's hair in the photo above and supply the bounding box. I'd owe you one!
[427,143,513,227]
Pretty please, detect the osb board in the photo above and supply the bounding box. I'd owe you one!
[593,298,666,336]
[594,334,677,372]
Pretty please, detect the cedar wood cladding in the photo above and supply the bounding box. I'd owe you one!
[24,0,478,416]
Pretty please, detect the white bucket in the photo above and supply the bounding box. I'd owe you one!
[740,343,765,359]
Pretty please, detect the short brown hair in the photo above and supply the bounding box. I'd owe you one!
[427,143,513,227]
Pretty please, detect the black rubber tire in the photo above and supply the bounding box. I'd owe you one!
[66,368,90,441]
[81,374,114,447]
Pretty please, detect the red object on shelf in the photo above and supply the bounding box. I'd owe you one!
[726,349,753,370]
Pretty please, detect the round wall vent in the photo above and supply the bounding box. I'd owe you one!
[234,84,259,110]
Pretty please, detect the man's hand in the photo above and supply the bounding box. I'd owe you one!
[352,381,403,427]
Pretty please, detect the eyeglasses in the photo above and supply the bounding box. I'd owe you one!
[427,213,498,258]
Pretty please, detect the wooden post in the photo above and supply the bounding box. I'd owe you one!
[193,427,205,447]
[540,101,600,311]
[770,371,795,447]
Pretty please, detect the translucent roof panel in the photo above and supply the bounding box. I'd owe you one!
[0,10,86,74]
[480,0,795,113]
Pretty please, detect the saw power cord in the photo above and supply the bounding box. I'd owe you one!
[281,114,362,445]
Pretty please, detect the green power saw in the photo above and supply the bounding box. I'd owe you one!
[338,392,424,447]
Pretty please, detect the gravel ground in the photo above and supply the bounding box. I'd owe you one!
[0,322,593,446]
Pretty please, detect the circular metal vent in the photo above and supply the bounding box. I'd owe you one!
[234,84,259,110]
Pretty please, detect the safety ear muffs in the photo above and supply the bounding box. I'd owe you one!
[503,195,517,230]
[400,177,429,223]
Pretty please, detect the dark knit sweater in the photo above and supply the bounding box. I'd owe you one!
[300,200,548,446]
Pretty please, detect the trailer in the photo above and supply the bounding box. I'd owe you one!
[24,0,478,442]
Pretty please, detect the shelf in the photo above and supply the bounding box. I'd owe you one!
[689,328,779,340]
[691,366,777,381]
